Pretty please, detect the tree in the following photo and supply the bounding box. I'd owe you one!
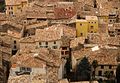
[116,64,120,83]
[76,57,91,81]
[0,0,5,12]
[92,60,98,79]
[104,71,113,79]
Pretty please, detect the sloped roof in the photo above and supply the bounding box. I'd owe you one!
[25,3,47,19]
[72,47,118,65]
[8,75,30,83]
[59,79,69,83]
[35,29,61,41]
[20,36,36,43]
[46,24,76,38]
[0,13,6,21]
[5,0,28,5]
[70,37,85,48]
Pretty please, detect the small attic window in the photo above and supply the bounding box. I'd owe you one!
[80,24,82,26]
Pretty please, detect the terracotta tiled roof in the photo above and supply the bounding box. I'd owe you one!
[10,52,33,64]
[0,13,6,21]
[0,47,11,54]
[52,2,76,19]
[32,74,46,83]
[106,37,120,46]
[46,24,76,38]
[5,0,28,5]
[88,33,120,46]
[70,37,85,48]
[11,51,46,68]
[58,79,69,83]
[8,75,30,83]
[20,56,46,68]
[88,33,104,44]
[72,47,118,65]
[26,4,47,19]
[0,33,12,44]
[20,36,36,43]
[11,48,62,68]
[86,16,98,20]
[98,1,117,16]
[8,74,46,83]
[7,29,22,38]
[35,29,61,42]
[54,7,76,19]
[10,41,62,83]
[61,36,70,47]
[26,21,48,29]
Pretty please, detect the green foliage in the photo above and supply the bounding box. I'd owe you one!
[76,57,91,81]
[104,71,113,79]
[0,1,5,12]
[92,60,98,69]
[92,60,98,79]
[116,64,120,83]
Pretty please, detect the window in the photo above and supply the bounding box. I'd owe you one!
[109,65,112,69]
[118,30,120,32]
[9,7,10,10]
[53,46,57,49]
[20,67,31,72]
[91,31,93,33]
[61,51,64,55]
[45,42,48,45]
[110,20,112,22]
[80,33,83,36]
[54,41,56,44]
[101,65,104,69]
[45,46,48,48]
[62,47,67,50]
[11,11,13,15]
[1,41,3,46]
[39,42,41,45]
[65,51,69,55]
[11,7,13,10]
[98,71,102,76]
[14,45,16,49]
[9,11,13,15]
[9,12,11,15]
[20,67,25,71]
[110,71,113,75]
[14,40,16,44]
[90,26,94,29]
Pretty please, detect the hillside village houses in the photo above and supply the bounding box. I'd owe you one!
[0,0,119,83]
[5,0,28,16]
